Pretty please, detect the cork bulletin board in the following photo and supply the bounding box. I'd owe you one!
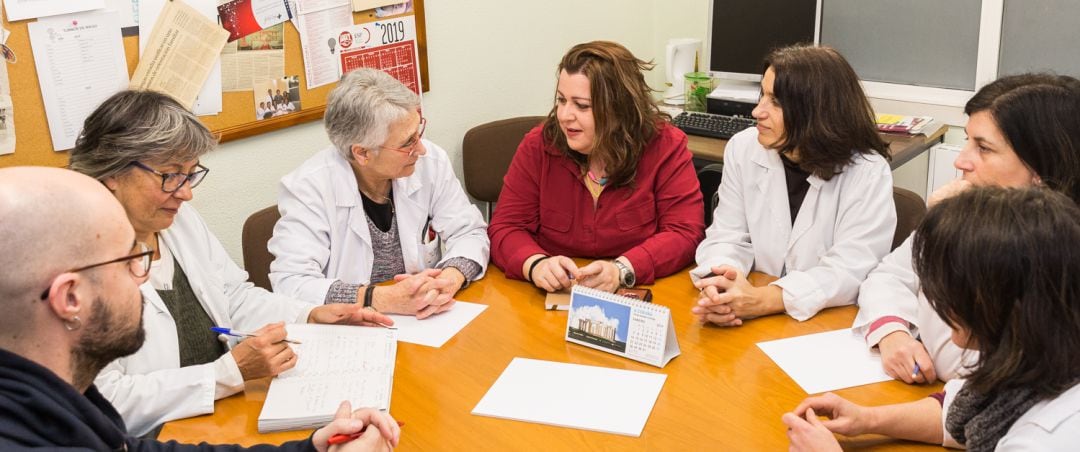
[0,0,428,168]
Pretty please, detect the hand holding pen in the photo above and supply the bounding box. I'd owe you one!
[222,322,299,381]
[312,401,401,452]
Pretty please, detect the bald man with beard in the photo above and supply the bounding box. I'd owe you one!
[0,167,400,451]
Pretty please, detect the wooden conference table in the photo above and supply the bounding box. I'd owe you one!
[161,267,944,451]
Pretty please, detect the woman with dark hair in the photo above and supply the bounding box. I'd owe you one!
[784,187,1080,451]
[488,41,704,293]
[691,44,895,325]
[854,73,1080,385]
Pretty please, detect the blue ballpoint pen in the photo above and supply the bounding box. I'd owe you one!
[911,362,921,379]
[211,326,302,344]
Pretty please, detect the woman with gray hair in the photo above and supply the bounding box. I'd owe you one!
[69,90,394,437]
[269,68,488,317]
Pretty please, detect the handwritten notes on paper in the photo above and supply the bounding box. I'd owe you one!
[131,0,228,109]
[257,324,397,432]
[27,11,129,151]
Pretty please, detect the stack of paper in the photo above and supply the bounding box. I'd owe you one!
[876,114,934,135]
[472,358,666,436]
[257,325,397,432]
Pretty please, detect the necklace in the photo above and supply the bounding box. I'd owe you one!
[586,170,608,186]
[359,185,395,215]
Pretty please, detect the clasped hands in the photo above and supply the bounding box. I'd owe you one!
[691,265,784,327]
[369,267,465,319]
[312,400,401,452]
[528,255,623,293]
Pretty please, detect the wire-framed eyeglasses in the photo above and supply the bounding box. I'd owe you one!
[40,242,154,300]
[380,117,427,156]
[130,161,210,193]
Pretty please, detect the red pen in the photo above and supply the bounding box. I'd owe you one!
[327,421,404,446]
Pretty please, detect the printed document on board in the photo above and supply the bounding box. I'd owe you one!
[28,11,129,151]
[4,0,105,21]
[131,0,228,109]
[139,0,224,115]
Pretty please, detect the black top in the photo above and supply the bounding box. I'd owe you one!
[0,347,318,451]
[360,189,394,233]
[780,152,812,225]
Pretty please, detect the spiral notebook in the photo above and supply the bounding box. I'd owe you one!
[565,286,680,367]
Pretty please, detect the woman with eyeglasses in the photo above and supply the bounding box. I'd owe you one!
[269,68,489,317]
[67,90,394,437]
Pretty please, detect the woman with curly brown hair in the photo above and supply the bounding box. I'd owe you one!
[489,41,705,293]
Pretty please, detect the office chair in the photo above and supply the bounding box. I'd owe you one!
[462,116,545,219]
[696,163,724,226]
[241,205,281,291]
[705,185,923,251]
[891,187,927,251]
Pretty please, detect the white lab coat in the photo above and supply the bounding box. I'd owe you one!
[942,379,1080,449]
[94,204,314,436]
[269,140,489,304]
[691,128,896,321]
[853,235,974,381]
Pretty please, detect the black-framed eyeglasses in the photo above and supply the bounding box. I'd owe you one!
[130,161,210,193]
[40,242,154,300]
[380,117,426,157]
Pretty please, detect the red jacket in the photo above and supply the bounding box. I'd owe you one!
[489,123,705,284]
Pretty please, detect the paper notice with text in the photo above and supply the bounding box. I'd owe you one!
[0,60,14,155]
[130,0,229,109]
[220,24,285,92]
[28,11,129,151]
[296,1,351,90]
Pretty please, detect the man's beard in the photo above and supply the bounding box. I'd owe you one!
[71,293,147,391]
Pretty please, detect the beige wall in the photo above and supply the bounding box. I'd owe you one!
[191,1,955,264]
[193,0,675,263]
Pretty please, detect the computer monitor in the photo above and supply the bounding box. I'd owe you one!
[707,0,819,83]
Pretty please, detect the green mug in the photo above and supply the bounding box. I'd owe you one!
[684,72,715,113]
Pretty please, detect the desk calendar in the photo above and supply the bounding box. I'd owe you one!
[565,286,680,367]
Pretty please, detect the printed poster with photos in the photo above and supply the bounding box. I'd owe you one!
[327,14,420,94]
[566,286,680,368]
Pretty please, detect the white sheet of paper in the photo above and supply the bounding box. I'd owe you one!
[139,0,222,115]
[295,2,351,90]
[472,358,666,437]
[28,11,129,151]
[386,301,487,348]
[4,0,105,21]
[351,0,396,12]
[757,329,893,394]
[103,0,138,28]
[296,0,349,14]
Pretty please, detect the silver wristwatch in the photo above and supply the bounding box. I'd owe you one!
[613,260,635,288]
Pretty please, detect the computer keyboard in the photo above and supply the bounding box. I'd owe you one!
[671,112,756,140]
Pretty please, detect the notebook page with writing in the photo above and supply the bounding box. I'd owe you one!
[258,324,397,432]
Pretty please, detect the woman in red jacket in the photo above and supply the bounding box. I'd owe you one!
[488,40,705,293]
